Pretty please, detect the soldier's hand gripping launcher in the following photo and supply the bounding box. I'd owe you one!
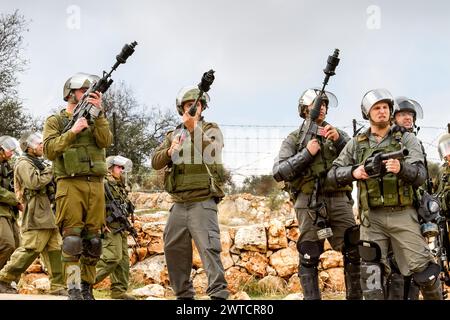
[297,49,340,148]
[188,69,215,117]
[62,41,138,133]
[363,148,409,178]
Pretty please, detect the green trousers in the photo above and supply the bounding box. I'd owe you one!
[95,231,130,295]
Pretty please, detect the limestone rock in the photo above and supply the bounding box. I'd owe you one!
[234,224,267,253]
[236,251,268,277]
[267,219,288,250]
[268,246,298,278]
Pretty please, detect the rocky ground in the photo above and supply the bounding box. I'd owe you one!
[7,192,352,300]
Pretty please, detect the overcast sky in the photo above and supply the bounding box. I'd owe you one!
[1,0,449,177]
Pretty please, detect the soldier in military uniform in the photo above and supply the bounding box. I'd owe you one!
[43,73,112,300]
[0,136,22,272]
[273,88,361,300]
[436,133,450,216]
[0,132,66,295]
[95,155,135,300]
[151,86,229,300]
[328,88,442,300]
[386,97,425,300]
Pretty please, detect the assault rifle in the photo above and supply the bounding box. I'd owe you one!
[104,182,139,251]
[188,69,215,117]
[363,148,409,178]
[62,41,138,133]
[297,49,340,148]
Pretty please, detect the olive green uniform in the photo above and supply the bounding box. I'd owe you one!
[0,155,65,293]
[0,160,20,270]
[152,121,229,299]
[273,123,361,300]
[95,173,132,297]
[332,129,434,277]
[435,163,450,215]
[43,109,112,288]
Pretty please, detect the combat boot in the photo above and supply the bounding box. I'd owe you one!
[413,263,443,300]
[386,272,404,300]
[299,265,321,300]
[111,292,136,300]
[68,288,83,300]
[0,280,17,294]
[81,281,95,300]
[344,262,362,300]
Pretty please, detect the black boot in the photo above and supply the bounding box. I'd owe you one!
[344,262,362,300]
[420,277,443,300]
[404,276,420,300]
[299,265,321,300]
[81,281,95,300]
[68,288,83,300]
[387,272,404,300]
[0,280,17,294]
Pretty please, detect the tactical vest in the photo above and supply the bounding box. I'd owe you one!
[53,111,107,179]
[164,125,225,196]
[287,128,352,194]
[437,165,450,213]
[1,161,14,193]
[356,132,413,210]
[105,175,131,229]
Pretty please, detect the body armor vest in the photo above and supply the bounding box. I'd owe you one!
[164,123,225,197]
[53,111,107,179]
[1,161,14,193]
[356,132,413,210]
[288,128,352,195]
[436,165,450,213]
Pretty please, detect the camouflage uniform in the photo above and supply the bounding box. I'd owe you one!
[0,154,65,294]
[152,120,229,300]
[43,108,112,298]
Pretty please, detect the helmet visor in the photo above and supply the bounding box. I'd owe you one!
[26,133,43,149]
[361,88,393,114]
[69,73,100,89]
[112,155,133,172]
[394,96,423,119]
[438,134,450,160]
[0,136,20,155]
[299,88,338,108]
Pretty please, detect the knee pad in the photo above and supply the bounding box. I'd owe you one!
[412,263,440,287]
[358,240,381,263]
[343,225,361,264]
[298,241,322,267]
[82,237,102,258]
[62,236,83,257]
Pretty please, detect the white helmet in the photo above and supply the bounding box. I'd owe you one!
[0,136,20,155]
[438,133,450,160]
[63,72,100,101]
[19,131,43,152]
[106,155,133,172]
[298,88,338,119]
[361,88,394,120]
[393,96,424,120]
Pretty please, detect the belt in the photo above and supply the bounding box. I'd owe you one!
[371,205,414,212]
[62,176,103,182]
[321,191,349,198]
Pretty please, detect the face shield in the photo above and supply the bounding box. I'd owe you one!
[438,133,450,160]
[0,136,21,156]
[361,88,394,120]
[26,132,43,150]
[394,96,424,119]
[299,88,338,109]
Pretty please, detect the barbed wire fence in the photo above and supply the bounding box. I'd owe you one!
[220,123,447,186]
[136,123,447,192]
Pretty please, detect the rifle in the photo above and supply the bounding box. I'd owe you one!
[297,49,340,148]
[104,182,139,253]
[188,69,215,117]
[62,41,138,133]
[363,148,409,178]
